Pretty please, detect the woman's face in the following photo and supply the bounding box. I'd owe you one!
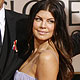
[33,10,55,41]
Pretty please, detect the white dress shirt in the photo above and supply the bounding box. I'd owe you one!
[0,6,5,43]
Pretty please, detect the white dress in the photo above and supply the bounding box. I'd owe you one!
[14,70,37,80]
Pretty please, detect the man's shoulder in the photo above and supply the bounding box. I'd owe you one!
[5,9,28,20]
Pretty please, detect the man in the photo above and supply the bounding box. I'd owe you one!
[0,0,28,80]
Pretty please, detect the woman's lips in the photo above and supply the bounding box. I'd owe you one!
[38,30,48,35]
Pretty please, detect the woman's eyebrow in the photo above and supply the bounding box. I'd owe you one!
[36,15,55,20]
[35,15,42,18]
[47,18,55,20]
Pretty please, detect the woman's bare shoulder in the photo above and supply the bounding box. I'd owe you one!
[38,49,59,64]
[36,50,59,80]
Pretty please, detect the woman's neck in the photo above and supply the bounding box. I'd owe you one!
[34,38,49,50]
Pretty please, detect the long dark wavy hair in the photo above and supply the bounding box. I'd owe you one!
[26,0,74,80]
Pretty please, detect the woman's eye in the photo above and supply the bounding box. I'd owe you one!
[34,18,42,22]
[47,20,55,24]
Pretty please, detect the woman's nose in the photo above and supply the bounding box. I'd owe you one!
[40,21,46,28]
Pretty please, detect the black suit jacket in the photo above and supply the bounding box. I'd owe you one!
[0,9,28,80]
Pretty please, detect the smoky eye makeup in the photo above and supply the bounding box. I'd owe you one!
[34,17,42,22]
[47,19,55,24]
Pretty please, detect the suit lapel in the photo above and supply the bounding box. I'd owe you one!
[5,10,16,43]
[0,19,9,73]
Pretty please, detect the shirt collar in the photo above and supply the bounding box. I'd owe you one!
[0,6,5,22]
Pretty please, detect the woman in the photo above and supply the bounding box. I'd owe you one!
[14,0,74,80]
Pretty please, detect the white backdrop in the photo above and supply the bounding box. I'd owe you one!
[4,0,80,72]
